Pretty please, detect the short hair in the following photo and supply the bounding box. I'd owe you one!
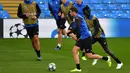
[70,6,78,13]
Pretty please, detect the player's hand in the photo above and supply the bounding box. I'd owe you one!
[94,35,100,38]
[58,12,61,16]
[32,16,37,20]
[25,13,30,17]
[61,13,65,18]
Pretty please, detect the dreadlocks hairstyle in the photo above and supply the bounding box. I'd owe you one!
[83,5,91,19]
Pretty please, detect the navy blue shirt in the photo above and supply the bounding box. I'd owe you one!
[72,14,91,39]
[48,0,61,20]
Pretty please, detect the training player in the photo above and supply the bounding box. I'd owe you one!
[60,0,87,60]
[48,0,67,50]
[68,7,111,72]
[73,0,91,60]
[17,0,42,60]
[83,5,123,69]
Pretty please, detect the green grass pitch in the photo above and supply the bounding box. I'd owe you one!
[0,38,130,73]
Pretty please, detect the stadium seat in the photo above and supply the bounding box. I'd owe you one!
[0,4,3,10]
[122,14,130,18]
[0,10,10,18]
[119,10,130,18]
[35,0,130,19]
[93,4,106,10]
[39,3,49,12]
[88,4,95,10]
[91,11,102,18]
[108,10,124,18]
[91,11,96,15]
[83,0,87,4]
[102,0,115,4]
[119,4,130,10]
[86,0,101,4]
[95,11,109,18]
[44,11,53,18]
[115,0,129,4]
[35,0,46,4]
[40,13,46,18]
[106,4,119,10]
[69,0,76,3]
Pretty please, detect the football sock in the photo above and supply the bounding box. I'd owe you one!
[115,58,121,63]
[35,50,41,57]
[57,43,61,47]
[82,52,85,57]
[76,64,81,69]
[102,57,108,61]
[104,47,121,63]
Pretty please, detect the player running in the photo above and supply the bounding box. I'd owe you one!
[68,7,111,72]
[83,5,123,69]
[48,0,67,50]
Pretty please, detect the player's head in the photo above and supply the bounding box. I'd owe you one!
[61,0,67,4]
[83,5,91,19]
[24,0,33,4]
[76,0,82,4]
[70,6,78,17]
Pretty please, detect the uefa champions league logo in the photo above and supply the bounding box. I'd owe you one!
[9,23,28,38]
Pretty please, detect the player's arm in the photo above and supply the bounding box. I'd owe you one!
[48,2,53,15]
[36,3,41,18]
[67,30,78,41]
[93,18,100,37]
[75,17,81,31]
[17,4,28,18]
[73,17,82,38]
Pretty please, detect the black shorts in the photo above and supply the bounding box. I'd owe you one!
[56,17,66,29]
[75,37,92,53]
[26,25,39,39]
[92,37,108,48]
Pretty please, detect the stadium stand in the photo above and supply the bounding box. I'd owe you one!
[0,0,22,18]
[0,0,130,18]
[0,4,3,10]
[0,4,10,18]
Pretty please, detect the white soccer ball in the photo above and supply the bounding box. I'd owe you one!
[48,63,56,71]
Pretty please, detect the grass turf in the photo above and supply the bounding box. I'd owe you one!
[0,38,130,73]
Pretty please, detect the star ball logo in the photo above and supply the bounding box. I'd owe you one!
[9,23,28,38]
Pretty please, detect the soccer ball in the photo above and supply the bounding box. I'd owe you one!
[9,23,28,38]
[48,63,56,71]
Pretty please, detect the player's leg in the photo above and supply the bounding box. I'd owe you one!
[71,46,81,72]
[98,38,123,69]
[91,37,99,65]
[70,39,82,72]
[82,37,98,61]
[26,26,41,60]
[32,26,41,60]
[32,35,41,60]
[84,37,111,66]
[54,18,66,50]
[81,49,87,60]
[62,29,67,38]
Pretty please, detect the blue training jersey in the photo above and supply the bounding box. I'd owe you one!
[73,14,92,39]
[48,0,61,20]
[73,2,86,17]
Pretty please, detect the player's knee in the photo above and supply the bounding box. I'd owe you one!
[58,29,62,34]
[67,31,72,36]
[33,35,39,42]
[104,48,110,53]
[72,48,77,54]
[86,53,93,58]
